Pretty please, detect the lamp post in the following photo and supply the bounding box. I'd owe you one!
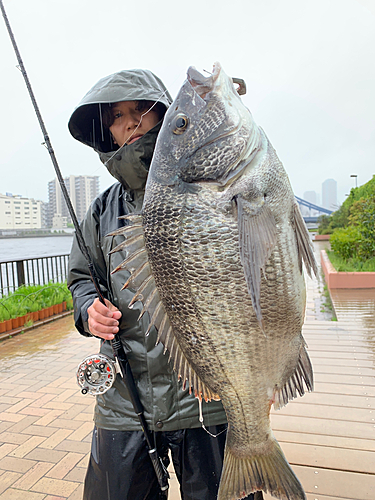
[350,174,358,188]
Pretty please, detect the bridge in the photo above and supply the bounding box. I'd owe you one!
[295,196,333,223]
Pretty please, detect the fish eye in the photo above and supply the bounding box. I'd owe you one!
[173,114,189,135]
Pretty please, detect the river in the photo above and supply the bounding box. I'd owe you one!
[0,236,74,262]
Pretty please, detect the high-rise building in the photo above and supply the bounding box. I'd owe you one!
[0,193,44,230]
[74,176,100,222]
[303,191,317,205]
[301,191,318,216]
[322,179,337,211]
[47,175,100,228]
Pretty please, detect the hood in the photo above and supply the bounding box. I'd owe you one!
[68,69,172,153]
[68,68,173,191]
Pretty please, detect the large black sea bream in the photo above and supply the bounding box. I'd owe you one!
[111,62,318,500]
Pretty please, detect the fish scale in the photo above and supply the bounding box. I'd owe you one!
[111,62,318,500]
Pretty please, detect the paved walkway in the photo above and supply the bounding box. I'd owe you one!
[0,240,374,499]
[0,316,97,499]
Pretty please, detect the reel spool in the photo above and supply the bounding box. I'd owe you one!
[77,353,117,396]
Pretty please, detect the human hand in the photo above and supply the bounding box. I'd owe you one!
[87,298,122,340]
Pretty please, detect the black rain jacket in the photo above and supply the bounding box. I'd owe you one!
[67,69,227,431]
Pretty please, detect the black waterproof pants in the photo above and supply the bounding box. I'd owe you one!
[83,425,263,500]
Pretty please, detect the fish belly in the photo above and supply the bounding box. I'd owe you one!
[144,186,308,499]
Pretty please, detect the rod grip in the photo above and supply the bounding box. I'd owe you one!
[148,448,169,493]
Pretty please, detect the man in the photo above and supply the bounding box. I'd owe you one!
[68,68,261,500]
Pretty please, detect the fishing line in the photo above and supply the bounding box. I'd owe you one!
[98,103,105,142]
[198,399,226,438]
[88,96,169,177]
[103,87,171,167]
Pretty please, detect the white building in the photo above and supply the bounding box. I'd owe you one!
[303,191,317,205]
[52,213,68,230]
[47,175,99,227]
[0,193,43,230]
[322,179,338,211]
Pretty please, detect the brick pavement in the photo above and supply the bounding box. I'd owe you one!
[0,315,182,500]
[0,240,328,499]
[0,315,98,499]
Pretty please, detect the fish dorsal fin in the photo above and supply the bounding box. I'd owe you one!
[293,201,318,279]
[109,216,219,402]
[237,196,277,330]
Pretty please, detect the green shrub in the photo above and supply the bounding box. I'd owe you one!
[0,282,72,322]
[318,175,375,235]
[327,250,375,272]
[348,197,375,260]
[330,226,362,260]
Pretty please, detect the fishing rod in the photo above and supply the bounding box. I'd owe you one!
[0,1,169,496]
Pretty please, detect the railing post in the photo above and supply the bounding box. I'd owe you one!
[16,260,25,287]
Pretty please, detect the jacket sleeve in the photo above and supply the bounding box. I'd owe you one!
[67,202,110,337]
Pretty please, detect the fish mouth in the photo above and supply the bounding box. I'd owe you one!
[187,62,221,98]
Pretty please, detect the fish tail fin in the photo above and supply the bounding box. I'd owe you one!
[218,437,306,500]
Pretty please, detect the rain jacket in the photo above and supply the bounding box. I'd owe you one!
[67,69,227,432]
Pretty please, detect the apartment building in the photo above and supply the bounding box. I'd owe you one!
[47,175,100,227]
[0,193,43,230]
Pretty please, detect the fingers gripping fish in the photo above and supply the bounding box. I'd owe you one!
[110,62,318,500]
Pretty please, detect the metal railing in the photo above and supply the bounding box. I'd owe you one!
[0,254,69,296]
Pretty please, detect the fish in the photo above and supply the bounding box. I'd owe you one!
[110,62,318,500]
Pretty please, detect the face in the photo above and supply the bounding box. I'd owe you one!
[109,101,160,147]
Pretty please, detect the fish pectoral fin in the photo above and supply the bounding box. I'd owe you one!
[236,195,277,329]
[293,201,318,279]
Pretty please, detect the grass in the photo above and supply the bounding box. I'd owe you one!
[321,283,337,321]
[326,250,375,272]
[0,282,73,322]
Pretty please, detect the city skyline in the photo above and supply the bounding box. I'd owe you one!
[0,1,374,206]
[2,176,343,212]
[0,174,100,230]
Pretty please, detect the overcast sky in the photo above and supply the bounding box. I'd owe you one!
[1,0,374,207]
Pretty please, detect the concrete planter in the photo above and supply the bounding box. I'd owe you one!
[321,250,375,289]
[0,303,68,335]
[0,319,13,332]
[314,234,331,241]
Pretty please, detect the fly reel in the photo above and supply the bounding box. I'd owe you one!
[76,353,117,396]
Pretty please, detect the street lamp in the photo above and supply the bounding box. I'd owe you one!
[350,174,358,188]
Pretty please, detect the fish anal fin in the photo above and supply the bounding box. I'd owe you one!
[218,437,306,500]
[237,196,277,330]
[273,344,314,410]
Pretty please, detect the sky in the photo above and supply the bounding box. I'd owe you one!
[0,0,374,208]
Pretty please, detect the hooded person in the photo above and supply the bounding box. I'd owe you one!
[67,69,261,500]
